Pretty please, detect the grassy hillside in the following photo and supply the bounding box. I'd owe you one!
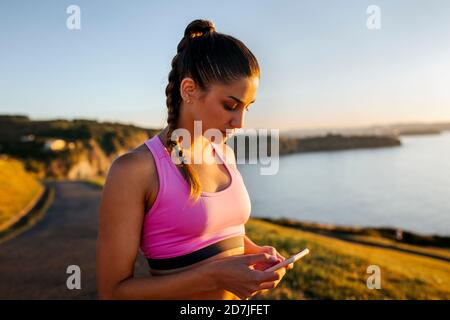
[246,218,450,300]
[0,157,43,230]
[0,115,159,179]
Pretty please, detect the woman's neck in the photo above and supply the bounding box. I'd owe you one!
[158,125,216,165]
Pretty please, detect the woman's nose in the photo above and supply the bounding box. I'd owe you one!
[230,108,246,129]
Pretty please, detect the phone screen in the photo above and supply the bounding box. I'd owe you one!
[264,248,309,272]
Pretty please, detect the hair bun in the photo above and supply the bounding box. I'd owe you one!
[184,19,215,39]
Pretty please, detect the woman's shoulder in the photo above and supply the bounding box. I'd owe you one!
[106,143,159,198]
[111,144,155,174]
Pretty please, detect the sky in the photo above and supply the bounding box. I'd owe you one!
[1,0,450,131]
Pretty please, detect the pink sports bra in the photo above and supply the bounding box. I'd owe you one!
[139,134,251,271]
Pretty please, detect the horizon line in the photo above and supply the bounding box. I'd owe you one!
[2,113,450,133]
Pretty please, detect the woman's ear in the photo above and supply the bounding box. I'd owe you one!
[180,77,197,103]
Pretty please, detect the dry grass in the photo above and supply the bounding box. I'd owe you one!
[0,158,43,228]
[247,218,450,300]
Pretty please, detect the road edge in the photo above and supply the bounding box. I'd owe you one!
[0,185,55,245]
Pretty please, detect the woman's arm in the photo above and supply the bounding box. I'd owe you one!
[106,266,218,300]
[96,151,217,299]
[244,235,260,254]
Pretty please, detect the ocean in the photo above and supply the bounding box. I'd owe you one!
[237,132,450,236]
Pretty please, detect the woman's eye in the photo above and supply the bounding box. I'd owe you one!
[224,103,250,112]
[223,104,236,111]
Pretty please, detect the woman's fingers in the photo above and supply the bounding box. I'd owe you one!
[273,249,295,270]
[258,281,277,291]
[261,245,294,270]
[262,246,283,262]
[260,246,278,259]
[271,249,292,270]
[257,269,285,291]
[276,266,286,278]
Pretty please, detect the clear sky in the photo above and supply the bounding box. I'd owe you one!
[1,0,449,130]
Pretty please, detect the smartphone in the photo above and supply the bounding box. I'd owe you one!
[264,248,310,272]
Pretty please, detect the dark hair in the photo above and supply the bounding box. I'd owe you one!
[165,19,260,202]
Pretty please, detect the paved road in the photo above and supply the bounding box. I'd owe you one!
[0,181,148,299]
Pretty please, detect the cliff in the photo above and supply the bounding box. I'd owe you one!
[228,132,401,160]
[279,133,401,154]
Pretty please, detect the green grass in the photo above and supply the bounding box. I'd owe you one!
[0,157,43,229]
[246,218,450,300]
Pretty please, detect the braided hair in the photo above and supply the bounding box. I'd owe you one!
[164,19,260,202]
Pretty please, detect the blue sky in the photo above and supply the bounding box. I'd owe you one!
[1,0,449,130]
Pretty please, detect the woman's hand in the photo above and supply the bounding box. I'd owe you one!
[203,253,286,300]
[245,242,294,271]
[242,244,293,298]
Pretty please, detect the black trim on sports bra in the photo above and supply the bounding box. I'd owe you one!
[147,235,244,270]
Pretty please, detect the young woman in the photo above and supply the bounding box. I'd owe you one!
[96,19,293,300]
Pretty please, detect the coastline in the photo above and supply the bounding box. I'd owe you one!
[258,217,450,247]
[255,216,450,264]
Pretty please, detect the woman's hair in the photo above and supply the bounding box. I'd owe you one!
[164,19,260,202]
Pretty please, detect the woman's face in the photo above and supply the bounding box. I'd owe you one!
[181,76,259,137]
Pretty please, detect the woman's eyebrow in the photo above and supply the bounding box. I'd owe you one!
[228,96,256,105]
